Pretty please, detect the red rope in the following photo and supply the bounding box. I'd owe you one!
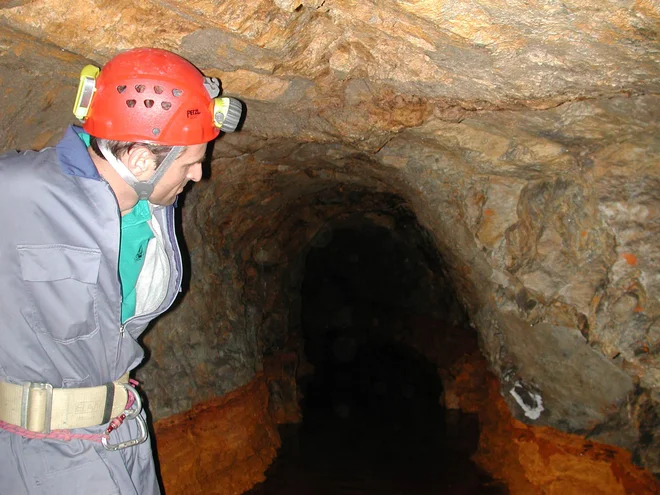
[0,419,108,442]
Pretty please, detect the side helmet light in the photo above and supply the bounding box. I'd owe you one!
[213,97,242,133]
[73,65,100,121]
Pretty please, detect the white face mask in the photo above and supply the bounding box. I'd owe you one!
[97,140,183,200]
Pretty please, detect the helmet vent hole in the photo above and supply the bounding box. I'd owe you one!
[161,101,172,110]
[154,85,164,94]
[172,89,183,97]
[116,85,127,94]
[144,99,154,108]
[126,99,136,108]
[152,128,161,136]
[135,84,146,93]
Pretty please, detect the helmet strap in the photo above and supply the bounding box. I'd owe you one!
[141,146,185,199]
[98,142,184,201]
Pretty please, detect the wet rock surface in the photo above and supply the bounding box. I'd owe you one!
[153,377,280,495]
[1,0,659,479]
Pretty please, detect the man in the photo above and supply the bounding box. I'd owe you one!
[0,48,242,494]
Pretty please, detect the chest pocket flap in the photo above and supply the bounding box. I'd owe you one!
[18,245,101,283]
[17,245,102,343]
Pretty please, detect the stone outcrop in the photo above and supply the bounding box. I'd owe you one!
[1,0,659,480]
[444,350,660,495]
[153,376,280,495]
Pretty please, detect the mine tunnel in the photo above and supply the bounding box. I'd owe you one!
[245,201,506,494]
[1,1,660,494]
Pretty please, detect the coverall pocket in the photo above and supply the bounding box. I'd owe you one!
[21,440,120,495]
[17,244,101,343]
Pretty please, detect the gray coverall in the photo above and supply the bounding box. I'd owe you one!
[0,126,183,494]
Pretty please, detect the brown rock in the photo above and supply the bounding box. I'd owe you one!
[154,377,280,495]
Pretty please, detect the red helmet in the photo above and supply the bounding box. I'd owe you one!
[75,48,237,145]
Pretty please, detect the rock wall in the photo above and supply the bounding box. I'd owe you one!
[1,0,659,476]
[442,350,660,495]
[153,376,280,495]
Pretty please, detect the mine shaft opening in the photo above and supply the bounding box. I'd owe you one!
[248,197,506,494]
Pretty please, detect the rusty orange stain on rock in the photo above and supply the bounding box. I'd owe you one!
[484,208,496,217]
[401,325,660,493]
[154,376,280,495]
[634,305,644,313]
[445,351,660,494]
[622,253,637,265]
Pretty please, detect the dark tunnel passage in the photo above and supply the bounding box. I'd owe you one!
[300,225,448,427]
[248,215,508,494]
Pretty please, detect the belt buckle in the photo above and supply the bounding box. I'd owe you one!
[21,382,54,434]
[101,382,148,451]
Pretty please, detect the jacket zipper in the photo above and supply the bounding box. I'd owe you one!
[119,205,183,337]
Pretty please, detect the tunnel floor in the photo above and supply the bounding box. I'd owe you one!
[246,341,508,495]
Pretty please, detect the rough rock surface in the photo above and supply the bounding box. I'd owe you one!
[401,321,660,494]
[1,0,659,479]
[153,376,280,495]
[445,350,660,495]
